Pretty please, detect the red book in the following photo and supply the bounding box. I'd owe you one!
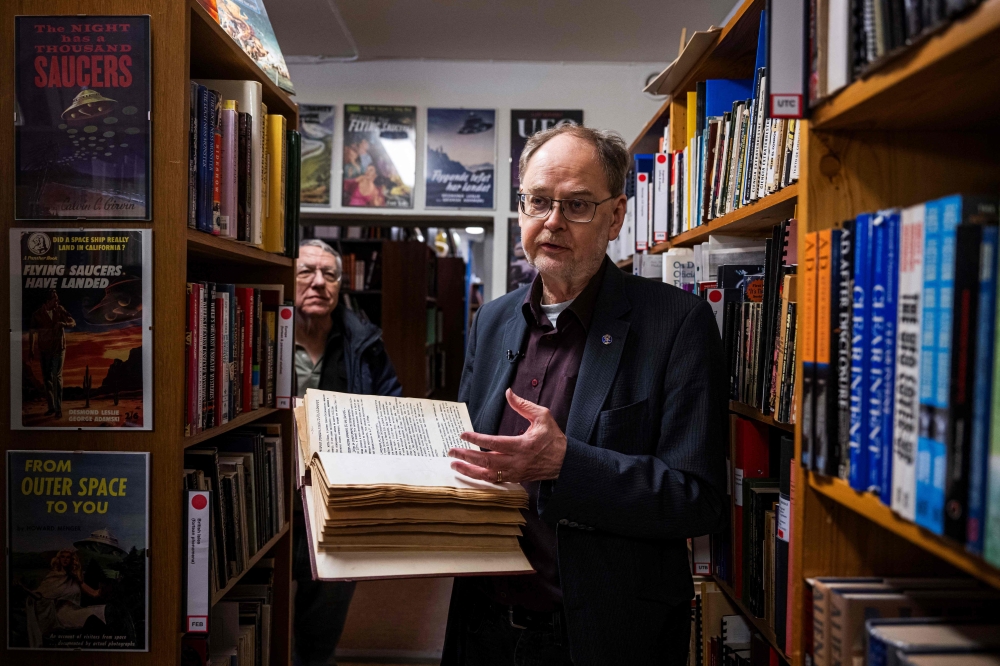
[214,294,225,425]
[732,416,770,596]
[185,283,200,436]
[236,288,254,413]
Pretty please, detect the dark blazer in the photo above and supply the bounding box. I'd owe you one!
[318,305,402,397]
[456,259,728,664]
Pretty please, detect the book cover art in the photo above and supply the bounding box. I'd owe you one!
[214,0,295,94]
[9,229,153,430]
[7,450,149,651]
[15,16,151,220]
[509,110,583,212]
[342,105,416,209]
[298,104,334,206]
[425,108,496,209]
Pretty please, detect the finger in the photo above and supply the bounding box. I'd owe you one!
[460,431,522,453]
[506,388,545,422]
[447,447,513,470]
[450,460,501,483]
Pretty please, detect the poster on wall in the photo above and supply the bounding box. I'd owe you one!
[9,229,153,430]
[14,16,151,220]
[425,108,495,209]
[7,450,149,651]
[509,109,583,212]
[342,105,416,209]
[299,104,335,206]
[507,217,538,293]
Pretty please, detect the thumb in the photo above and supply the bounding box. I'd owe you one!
[506,388,544,422]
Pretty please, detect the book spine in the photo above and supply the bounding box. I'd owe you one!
[256,102,268,247]
[211,93,222,235]
[276,305,294,409]
[836,221,855,479]
[985,235,1000,565]
[215,293,226,426]
[186,283,198,437]
[801,232,819,470]
[867,213,890,494]
[879,211,900,504]
[220,107,237,238]
[243,112,254,242]
[653,153,669,242]
[967,225,998,553]
[188,81,198,230]
[198,284,207,431]
[815,229,836,475]
[206,284,217,428]
[265,310,276,407]
[196,87,213,233]
[850,214,874,490]
[253,290,262,408]
[915,199,942,531]
[185,490,211,633]
[635,169,649,251]
[236,112,249,242]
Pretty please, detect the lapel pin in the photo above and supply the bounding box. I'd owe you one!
[601,334,612,345]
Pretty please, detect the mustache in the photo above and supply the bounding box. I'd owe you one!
[533,233,569,247]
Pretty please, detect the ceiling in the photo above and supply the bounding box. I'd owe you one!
[268,0,736,64]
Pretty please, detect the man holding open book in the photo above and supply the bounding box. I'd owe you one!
[442,125,729,665]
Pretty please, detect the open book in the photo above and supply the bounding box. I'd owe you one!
[296,390,534,580]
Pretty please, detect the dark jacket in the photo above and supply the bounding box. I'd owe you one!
[450,260,728,664]
[318,305,402,397]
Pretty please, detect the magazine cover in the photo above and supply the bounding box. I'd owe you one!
[205,0,296,94]
[507,217,538,293]
[342,105,416,209]
[509,110,583,212]
[425,108,496,209]
[14,16,151,220]
[7,450,149,651]
[299,104,335,206]
[9,229,153,430]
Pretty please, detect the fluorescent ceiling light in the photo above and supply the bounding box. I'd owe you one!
[465,226,485,235]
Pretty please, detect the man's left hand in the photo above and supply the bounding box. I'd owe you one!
[448,389,567,483]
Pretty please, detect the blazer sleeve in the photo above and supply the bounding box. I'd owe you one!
[539,300,728,540]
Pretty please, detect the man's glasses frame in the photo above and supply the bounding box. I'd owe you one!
[296,266,342,284]
[517,192,617,224]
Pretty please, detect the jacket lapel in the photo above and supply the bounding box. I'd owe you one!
[475,306,529,434]
[565,264,631,445]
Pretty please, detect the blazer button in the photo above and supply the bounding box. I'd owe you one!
[558,519,569,526]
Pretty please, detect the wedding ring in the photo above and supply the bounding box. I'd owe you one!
[497,470,503,483]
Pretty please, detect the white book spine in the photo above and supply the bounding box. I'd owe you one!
[891,203,925,521]
[636,172,650,251]
[653,153,670,243]
[625,196,635,258]
[790,120,802,182]
[276,305,294,408]
[186,490,211,632]
[827,0,852,93]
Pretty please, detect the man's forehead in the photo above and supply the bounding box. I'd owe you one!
[299,246,337,265]
[522,135,604,190]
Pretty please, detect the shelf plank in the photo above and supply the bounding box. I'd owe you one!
[188,0,297,119]
[187,229,294,267]
[212,522,290,606]
[650,184,798,253]
[185,407,281,448]
[713,576,790,662]
[808,475,1000,589]
[729,401,794,432]
[810,0,1000,129]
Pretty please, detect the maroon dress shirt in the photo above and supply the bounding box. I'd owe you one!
[485,265,605,612]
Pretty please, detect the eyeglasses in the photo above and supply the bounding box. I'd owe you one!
[517,192,617,224]
[296,266,342,284]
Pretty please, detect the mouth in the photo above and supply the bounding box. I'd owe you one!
[538,242,569,253]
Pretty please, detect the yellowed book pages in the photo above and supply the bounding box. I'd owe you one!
[318,532,522,550]
[323,523,523,536]
[317,501,527,526]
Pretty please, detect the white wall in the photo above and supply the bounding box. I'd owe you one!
[289,58,666,300]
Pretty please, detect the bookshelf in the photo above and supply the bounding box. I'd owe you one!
[713,577,790,662]
[0,1,298,664]
[728,401,793,434]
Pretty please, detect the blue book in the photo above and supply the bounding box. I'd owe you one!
[967,225,998,553]
[754,10,768,72]
[196,86,216,234]
[915,198,942,531]
[869,210,901,501]
[850,213,875,490]
[704,79,754,118]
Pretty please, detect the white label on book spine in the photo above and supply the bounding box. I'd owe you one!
[635,172,649,251]
[777,496,791,541]
[734,468,745,507]
[276,305,294,409]
[186,490,211,632]
[706,289,726,335]
[653,154,669,242]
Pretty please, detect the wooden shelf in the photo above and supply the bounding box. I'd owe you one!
[616,256,634,270]
[211,522,290,606]
[713,576,790,662]
[187,229,294,267]
[729,401,794,432]
[650,184,798,254]
[810,0,1000,129]
[188,0,297,119]
[807,475,1000,589]
[185,407,281,448]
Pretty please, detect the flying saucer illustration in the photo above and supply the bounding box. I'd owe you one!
[62,89,118,125]
[84,276,142,324]
[458,113,493,135]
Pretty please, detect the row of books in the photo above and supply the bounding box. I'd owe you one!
[805,576,997,666]
[341,251,380,292]
[182,559,279,666]
[187,79,300,257]
[184,283,293,436]
[687,578,783,666]
[183,425,287,603]
[799,194,1000,561]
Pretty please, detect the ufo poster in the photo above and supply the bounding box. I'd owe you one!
[425,108,496,209]
[299,104,335,206]
[9,229,153,430]
[14,16,151,220]
[7,450,149,651]
[509,109,583,212]
[342,105,416,209]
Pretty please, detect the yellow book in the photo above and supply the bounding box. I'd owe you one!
[263,113,286,253]
[686,91,697,143]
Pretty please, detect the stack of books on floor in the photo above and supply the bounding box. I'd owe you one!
[800,194,1000,560]
[188,79,300,257]
[804,576,999,666]
[295,390,533,579]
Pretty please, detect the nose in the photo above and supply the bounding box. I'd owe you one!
[309,269,326,289]
[543,201,569,232]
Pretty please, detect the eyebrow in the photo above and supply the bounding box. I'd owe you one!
[565,188,595,197]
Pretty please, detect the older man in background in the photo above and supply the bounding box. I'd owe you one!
[292,238,401,666]
[442,125,728,665]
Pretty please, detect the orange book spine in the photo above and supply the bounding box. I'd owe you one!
[801,231,819,470]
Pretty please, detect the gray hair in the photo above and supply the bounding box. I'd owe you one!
[299,238,343,273]
[518,124,630,197]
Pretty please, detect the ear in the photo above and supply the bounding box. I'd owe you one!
[608,194,627,241]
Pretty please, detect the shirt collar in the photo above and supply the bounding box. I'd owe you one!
[521,256,609,331]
